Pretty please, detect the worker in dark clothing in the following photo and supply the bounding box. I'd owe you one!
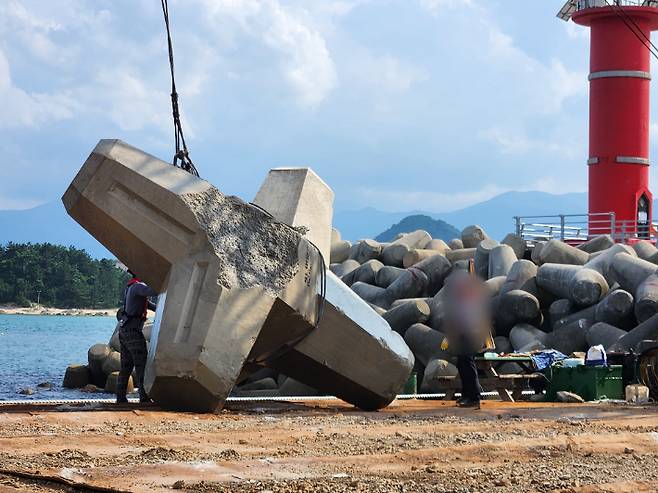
[117,270,157,404]
[441,268,493,409]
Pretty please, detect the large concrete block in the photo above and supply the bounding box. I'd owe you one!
[266,272,414,411]
[253,167,335,261]
[64,140,323,412]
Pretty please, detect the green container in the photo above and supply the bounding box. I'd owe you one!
[403,372,417,395]
[545,365,623,401]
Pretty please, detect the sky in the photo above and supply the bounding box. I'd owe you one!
[0,0,651,213]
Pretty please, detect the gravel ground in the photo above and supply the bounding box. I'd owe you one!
[0,400,656,493]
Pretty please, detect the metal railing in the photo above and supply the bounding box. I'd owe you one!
[514,212,656,243]
[577,0,658,8]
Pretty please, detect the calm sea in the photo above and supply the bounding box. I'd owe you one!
[0,314,116,400]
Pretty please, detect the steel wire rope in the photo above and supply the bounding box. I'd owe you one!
[604,0,658,60]
[160,0,199,176]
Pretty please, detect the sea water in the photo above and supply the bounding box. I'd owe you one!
[0,314,116,400]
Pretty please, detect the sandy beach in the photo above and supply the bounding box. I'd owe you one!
[0,304,114,317]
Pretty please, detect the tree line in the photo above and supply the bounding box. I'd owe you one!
[0,243,129,308]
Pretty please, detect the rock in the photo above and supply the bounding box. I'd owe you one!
[37,381,54,389]
[104,372,133,394]
[102,351,122,375]
[556,391,585,403]
[18,388,35,396]
[461,225,488,248]
[420,359,459,393]
[80,384,102,393]
[331,228,341,244]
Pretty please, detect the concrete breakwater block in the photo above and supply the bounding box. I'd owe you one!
[586,322,627,350]
[63,364,91,389]
[610,313,658,352]
[403,323,448,367]
[537,264,608,307]
[577,235,614,254]
[105,372,133,394]
[382,300,431,335]
[610,253,658,295]
[66,140,414,412]
[461,225,488,248]
[88,343,111,387]
[539,239,589,265]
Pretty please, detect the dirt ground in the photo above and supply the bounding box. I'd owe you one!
[0,399,657,493]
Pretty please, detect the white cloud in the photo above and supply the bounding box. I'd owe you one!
[0,49,75,129]
[195,0,338,107]
[353,177,586,213]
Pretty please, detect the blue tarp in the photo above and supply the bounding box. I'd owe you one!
[530,349,568,371]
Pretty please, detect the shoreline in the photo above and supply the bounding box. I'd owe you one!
[0,305,115,317]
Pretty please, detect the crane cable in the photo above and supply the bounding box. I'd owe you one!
[160,0,199,177]
[604,0,658,61]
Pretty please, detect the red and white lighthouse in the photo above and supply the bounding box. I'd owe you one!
[561,0,658,238]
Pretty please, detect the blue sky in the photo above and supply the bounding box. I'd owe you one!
[0,0,650,213]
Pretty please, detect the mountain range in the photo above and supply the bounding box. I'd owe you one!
[0,191,592,258]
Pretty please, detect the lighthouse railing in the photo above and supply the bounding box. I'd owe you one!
[576,0,658,10]
[514,212,654,244]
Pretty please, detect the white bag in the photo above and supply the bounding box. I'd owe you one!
[585,345,607,366]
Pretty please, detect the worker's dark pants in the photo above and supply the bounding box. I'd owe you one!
[457,354,481,402]
[117,320,148,401]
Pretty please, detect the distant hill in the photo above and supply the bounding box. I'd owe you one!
[0,201,110,258]
[375,215,460,243]
[0,190,624,255]
[334,191,590,242]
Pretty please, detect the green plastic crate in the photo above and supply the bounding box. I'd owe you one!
[545,365,623,401]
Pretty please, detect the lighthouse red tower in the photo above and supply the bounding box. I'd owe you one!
[561,1,658,239]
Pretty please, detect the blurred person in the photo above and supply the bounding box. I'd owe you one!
[441,268,493,409]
